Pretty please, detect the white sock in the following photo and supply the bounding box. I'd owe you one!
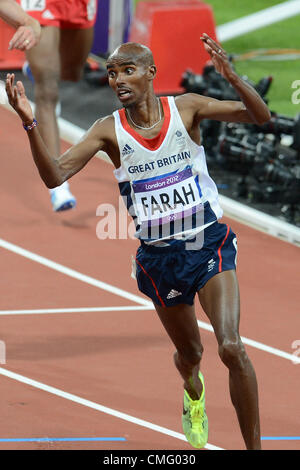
[55,102,61,117]
[49,181,70,195]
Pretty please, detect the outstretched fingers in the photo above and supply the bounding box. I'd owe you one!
[16,80,26,97]
[5,73,15,103]
[6,74,19,106]
[201,32,233,79]
[201,33,226,59]
[6,73,24,102]
[5,73,33,123]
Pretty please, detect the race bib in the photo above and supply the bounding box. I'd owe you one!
[87,0,97,21]
[21,0,45,11]
[132,166,204,239]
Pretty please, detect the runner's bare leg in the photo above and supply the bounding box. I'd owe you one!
[198,270,261,450]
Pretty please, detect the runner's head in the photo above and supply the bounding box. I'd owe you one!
[106,42,157,106]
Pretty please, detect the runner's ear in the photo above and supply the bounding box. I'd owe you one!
[147,65,157,81]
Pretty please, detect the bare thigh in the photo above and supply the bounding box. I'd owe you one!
[59,27,94,81]
[197,270,241,346]
[26,26,60,82]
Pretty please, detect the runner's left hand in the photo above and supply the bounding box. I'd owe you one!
[200,33,235,81]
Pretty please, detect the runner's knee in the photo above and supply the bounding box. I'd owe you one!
[61,66,83,82]
[175,343,203,369]
[218,338,247,369]
[34,77,60,106]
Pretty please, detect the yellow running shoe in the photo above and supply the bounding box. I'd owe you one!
[182,371,208,449]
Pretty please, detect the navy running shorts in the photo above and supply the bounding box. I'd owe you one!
[135,222,237,307]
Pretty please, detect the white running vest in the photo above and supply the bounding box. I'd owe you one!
[113,96,223,245]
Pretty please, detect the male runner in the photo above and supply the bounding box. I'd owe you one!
[15,0,97,211]
[6,35,271,450]
[0,0,40,50]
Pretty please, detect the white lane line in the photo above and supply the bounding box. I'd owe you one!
[197,320,300,365]
[0,237,152,307]
[0,366,223,450]
[217,0,300,42]
[0,306,153,315]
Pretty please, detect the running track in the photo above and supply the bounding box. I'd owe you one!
[0,105,300,451]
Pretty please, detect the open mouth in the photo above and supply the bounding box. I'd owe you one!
[118,89,132,101]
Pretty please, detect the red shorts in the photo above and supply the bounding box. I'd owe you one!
[16,0,97,29]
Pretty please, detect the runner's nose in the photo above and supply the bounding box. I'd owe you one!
[116,73,126,87]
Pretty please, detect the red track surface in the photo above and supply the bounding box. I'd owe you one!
[0,106,300,451]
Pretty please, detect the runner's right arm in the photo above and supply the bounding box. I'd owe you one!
[5,74,110,187]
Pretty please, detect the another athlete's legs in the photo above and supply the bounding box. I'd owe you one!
[26,26,61,158]
[197,269,261,450]
[25,26,75,210]
[60,27,94,81]
[26,26,94,154]
[25,26,94,210]
[154,302,204,400]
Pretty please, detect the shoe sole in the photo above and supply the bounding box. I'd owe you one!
[54,200,76,212]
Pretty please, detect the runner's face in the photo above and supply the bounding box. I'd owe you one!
[107,57,152,106]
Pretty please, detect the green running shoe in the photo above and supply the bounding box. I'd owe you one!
[182,371,208,449]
